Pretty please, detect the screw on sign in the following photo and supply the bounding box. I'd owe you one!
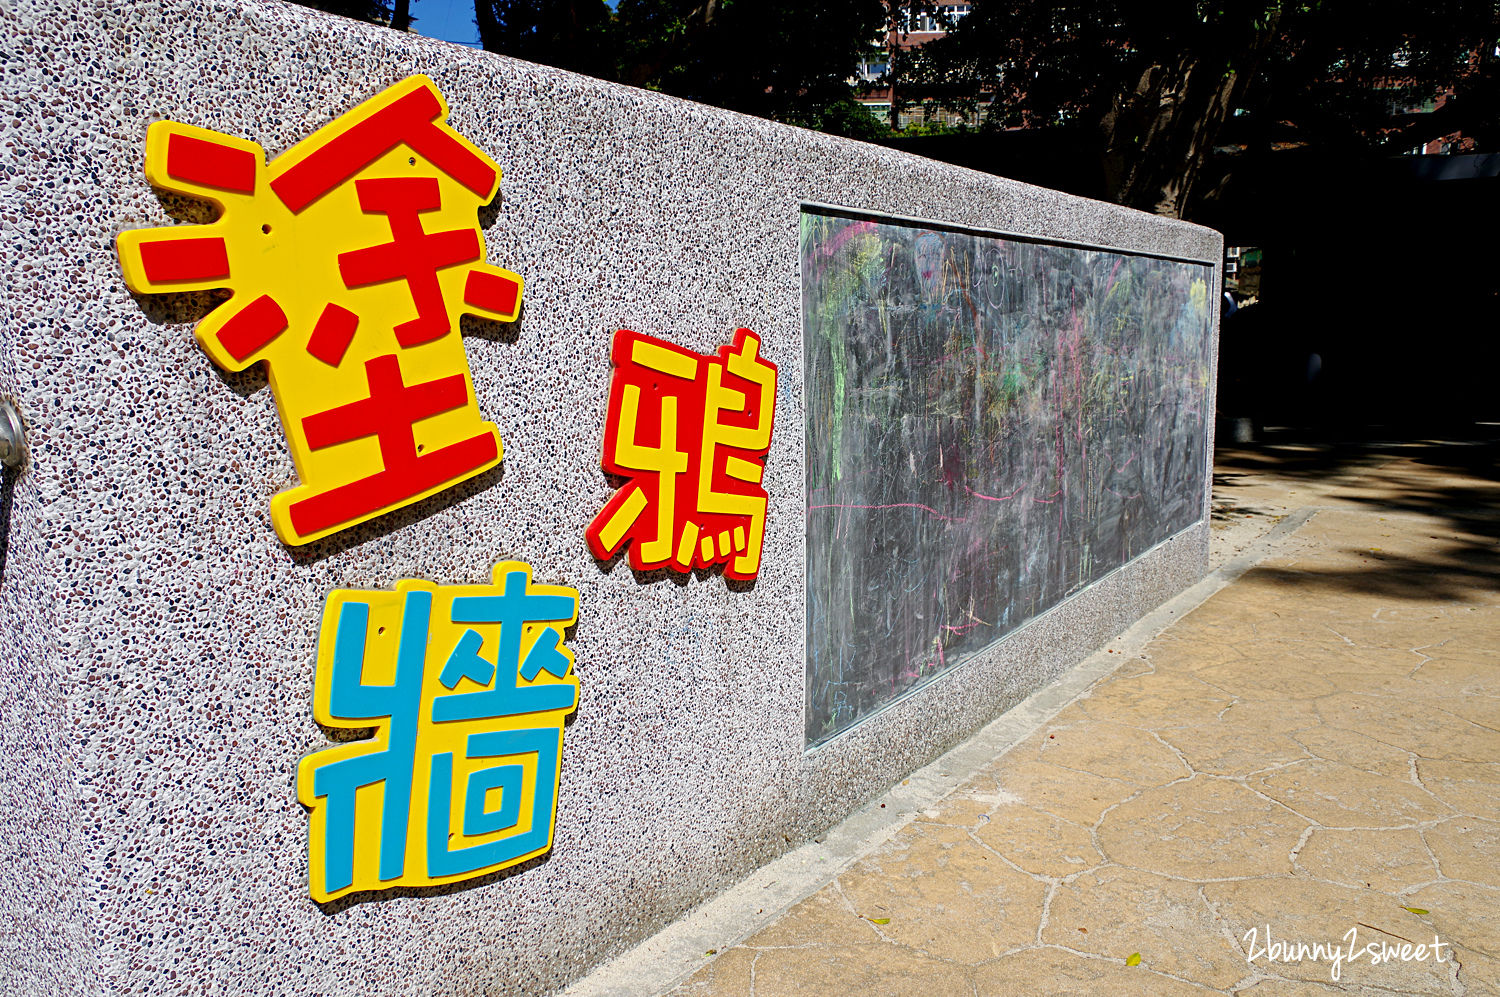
[298,562,579,902]
[585,328,778,581]
[116,76,523,545]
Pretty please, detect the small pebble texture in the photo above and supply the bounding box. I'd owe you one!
[0,0,1221,994]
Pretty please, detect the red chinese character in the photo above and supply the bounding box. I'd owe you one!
[117,76,524,545]
[291,354,499,538]
[586,328,777,580]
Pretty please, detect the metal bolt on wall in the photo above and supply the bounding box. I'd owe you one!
[0,398,23,469]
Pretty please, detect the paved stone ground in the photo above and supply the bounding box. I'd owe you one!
[664,438,1500,996]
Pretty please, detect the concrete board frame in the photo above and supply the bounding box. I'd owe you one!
[796,200,1219,751]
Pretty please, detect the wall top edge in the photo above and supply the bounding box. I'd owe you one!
[106,0,1224,267]
[801,201,1223,267]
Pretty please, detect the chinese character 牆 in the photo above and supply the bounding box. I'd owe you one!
[117,76,523,545]
[585,328,777,580]
[297,562,578,902]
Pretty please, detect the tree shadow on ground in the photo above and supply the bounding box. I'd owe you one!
[1249,542,1499,603]
[1215,429,1500,602]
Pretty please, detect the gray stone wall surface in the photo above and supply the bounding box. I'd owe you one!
[0,0,1222,992]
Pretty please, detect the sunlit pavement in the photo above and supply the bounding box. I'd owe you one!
[663,437,1500,996]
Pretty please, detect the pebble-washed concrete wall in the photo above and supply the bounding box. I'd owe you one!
[0,0,1221,992]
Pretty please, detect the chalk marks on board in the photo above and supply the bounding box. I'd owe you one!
[802,209,1213,747]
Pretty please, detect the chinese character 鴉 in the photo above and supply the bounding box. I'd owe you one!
[585,328,777,580]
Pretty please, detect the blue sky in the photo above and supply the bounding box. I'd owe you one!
[410,0,621,49]
[411,0,482,48]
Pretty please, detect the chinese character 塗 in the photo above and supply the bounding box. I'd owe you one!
[297,562,579,902]
[585,328,777,581]
[117,75,523,545]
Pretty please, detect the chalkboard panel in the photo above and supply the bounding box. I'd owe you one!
[802,208,1214,747]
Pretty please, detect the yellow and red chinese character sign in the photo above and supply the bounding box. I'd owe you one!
[117,75,521,545]
[585,328,777,580]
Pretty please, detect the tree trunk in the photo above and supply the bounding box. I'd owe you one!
[390,0,410,32]
[1100,19,1279,219]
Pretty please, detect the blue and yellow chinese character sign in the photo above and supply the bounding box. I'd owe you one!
[297,561,578,902]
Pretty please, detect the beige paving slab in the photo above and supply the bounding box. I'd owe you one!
[1214,698,1327,735]
[627,443,1500,997]
[1096,775,1310,879]
[1231,979,1409,996]
[1409,658,1500,699]
[1074,669,1236,729]
[1451,946,1500,996]
[1241,640,1435,675]
[1142,636,1251,673]
[1315,693,1500,762]
[1320,669,1461,700]
[1293,827,1438,893]
[1204,878,1454,994]
[1249,758,1453,828]
[666,947,755,997]
[1199,665,1341,702]
[1402,879,1500,960]
[1287,727,1412,780]
[1040,865,1248,988]
[971,803,1103,879]
[834,822,1048,963]
[1415,758,1500,820]
[1159,717,1310,778]
[1033,719,1191,787]
[1423,816,1500,884]
[972,946,1223,996]
[734,882,868,950]
[1434,695,1500,730]
[985,757,1139,825]
[915,788,1006,829]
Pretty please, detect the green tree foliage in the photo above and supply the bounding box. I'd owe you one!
[474,0,615,77]
[905,1,1500,217]
[473,0,890,138]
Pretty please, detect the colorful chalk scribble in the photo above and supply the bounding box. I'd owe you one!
[802,209,1213,746]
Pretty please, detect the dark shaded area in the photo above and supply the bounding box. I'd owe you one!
[288,461,507,565]
[475,0,615,77]
[1205,153,1500,436]
[884,130,1500,439]
[467,0,889,139]
[898,1,1499,217]
[0,465,15,587]
[315,847,554,914]
[1218,432,1500,602]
